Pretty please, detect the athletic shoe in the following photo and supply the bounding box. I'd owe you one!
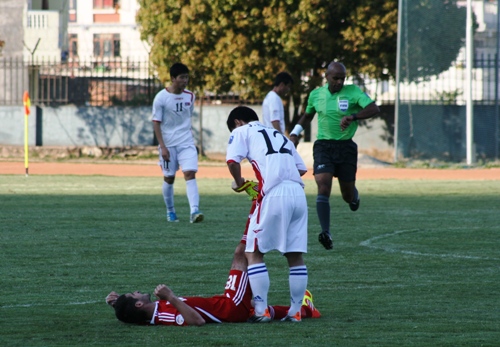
[318,231,333,250]
[190,211,204,223]
[167,212,179,222]
[247,308,272,323]
[349,197,360,211]
[350,188,360,211]
[281,311,301,322]
[302,289,321,318]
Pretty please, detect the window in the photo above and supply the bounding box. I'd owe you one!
[93,0,119,9]
[93,34,120,58]
[69,34,78,58]
[69,0,77,22]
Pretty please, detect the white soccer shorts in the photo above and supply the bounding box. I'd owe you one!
[158,145,198,177]
[245,181,308,254]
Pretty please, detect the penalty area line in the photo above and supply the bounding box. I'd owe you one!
[360,229,499,261]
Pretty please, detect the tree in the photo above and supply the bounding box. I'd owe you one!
[136,1,466,129]
[398,0,468,83]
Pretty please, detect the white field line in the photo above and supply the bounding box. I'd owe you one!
[1,300,101,309]
[360,229,500,261]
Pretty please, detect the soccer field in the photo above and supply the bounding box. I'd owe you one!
[0,175,499,346]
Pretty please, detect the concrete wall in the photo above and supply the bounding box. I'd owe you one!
[0,104,394,158]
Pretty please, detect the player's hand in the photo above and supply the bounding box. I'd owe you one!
[154,284,174,301]
[232,179,260,200]
[290,134,299,148]
[160,146,170,162]
[106,291,120,306]
[340,115,355,131]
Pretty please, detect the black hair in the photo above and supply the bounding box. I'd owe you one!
[113,294,150,325]
[226,106,259,131]
[273,72,293,87]
[170,63,189,78]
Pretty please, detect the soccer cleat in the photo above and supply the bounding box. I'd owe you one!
[281,311,302,322]
[349,197,360,211]
[318,231,333,250]
[167,212,179,222]
[302,289,321,318]
[190,211,204,223]
[349,188,360,211]
[247,308,272,323]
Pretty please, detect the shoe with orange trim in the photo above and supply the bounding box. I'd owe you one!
[248,308,272,323]
[281,310,302,322]
[302,289,321,318]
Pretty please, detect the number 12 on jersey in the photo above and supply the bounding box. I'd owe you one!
[258,129,292,156]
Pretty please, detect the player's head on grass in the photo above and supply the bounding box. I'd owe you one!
[227,106,259,131]
[113,292,152,325]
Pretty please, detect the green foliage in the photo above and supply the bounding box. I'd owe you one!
[1,175,499,346]
[136,0,399,125]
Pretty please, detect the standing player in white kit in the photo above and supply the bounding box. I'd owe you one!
[226,106,309,322]
[152,63,203,224]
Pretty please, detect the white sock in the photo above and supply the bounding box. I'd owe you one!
[288,265,308,316]
[186,178,200,213]
[247,263,269,315]
[162,181,175,213]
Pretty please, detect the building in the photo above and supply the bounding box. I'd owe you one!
[67,0,149,62]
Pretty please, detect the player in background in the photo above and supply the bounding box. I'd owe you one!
[152,63,203,224]
[290,61,380,250]
[262,72,294,134]
[105,242,321,326]
[226,106,309,323]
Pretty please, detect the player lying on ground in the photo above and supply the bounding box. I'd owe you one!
[105,243,320,326]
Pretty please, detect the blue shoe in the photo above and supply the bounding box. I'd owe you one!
[190,211,204,223]
[167,212,179,222]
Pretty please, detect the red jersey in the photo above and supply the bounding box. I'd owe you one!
[150,270,252,326]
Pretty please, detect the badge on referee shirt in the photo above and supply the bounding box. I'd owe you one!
[338,99,349,111]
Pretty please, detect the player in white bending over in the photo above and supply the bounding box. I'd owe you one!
[152,63,203,224]
[226,106,309,322]
[262,72,293,134]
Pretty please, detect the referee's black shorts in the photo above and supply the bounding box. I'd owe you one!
[313,139,358,181]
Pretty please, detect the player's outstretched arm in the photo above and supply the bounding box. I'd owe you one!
[154,284,206,326]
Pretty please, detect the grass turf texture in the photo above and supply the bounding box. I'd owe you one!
[0,175,499,347]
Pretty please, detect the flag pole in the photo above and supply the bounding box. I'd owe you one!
[23,91,31,177]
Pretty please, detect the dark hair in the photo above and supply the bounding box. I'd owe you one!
[113,294,150,324]
[226,106,259,131]
[170,63,189,78]
[274,72,293,87]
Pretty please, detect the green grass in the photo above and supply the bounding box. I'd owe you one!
[0,175,499,346]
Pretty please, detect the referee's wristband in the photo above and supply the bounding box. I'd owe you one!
[290,124,304,136]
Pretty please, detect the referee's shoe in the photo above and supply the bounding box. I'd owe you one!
[318,231,333,250]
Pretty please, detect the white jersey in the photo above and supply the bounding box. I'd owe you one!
[262,90,285,133]
[152,88,196,147]
[226,121,306,195]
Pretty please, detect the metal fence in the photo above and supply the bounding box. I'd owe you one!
[0,57,164,106]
